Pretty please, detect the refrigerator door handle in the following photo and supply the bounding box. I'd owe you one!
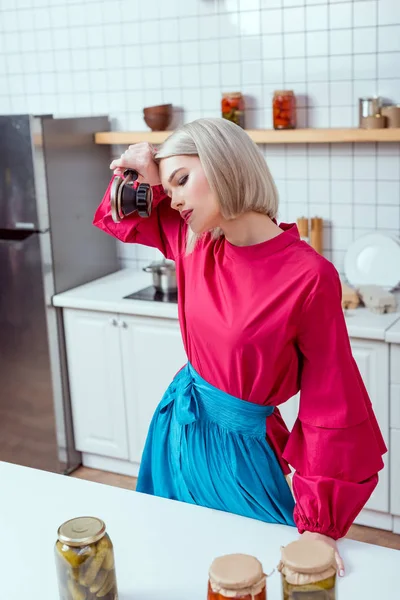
[15,222,35,230]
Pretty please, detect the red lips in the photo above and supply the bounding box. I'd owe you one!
[181,210,193,223]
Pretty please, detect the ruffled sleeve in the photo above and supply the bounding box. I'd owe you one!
[282,261,387,540]
[93,176,185,260]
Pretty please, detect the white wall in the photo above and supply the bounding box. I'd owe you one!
[1,0,400,274]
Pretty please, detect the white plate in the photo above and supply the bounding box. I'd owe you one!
[344,233,400,290]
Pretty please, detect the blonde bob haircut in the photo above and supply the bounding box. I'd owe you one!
[154,117,279,254]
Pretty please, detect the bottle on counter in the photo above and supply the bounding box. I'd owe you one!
[207,553,267,600]
[221,92,245,128]
[273,90,296,130]
[55,516,118,600]
[278,538,337,600]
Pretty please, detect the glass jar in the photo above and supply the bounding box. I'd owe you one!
[273,90,296,130]
[208,553,266,600]
[278,538,337,600]
[221,92,245,128]
[55,516,118,600]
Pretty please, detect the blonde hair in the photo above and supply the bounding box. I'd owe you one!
[154,118,279,253]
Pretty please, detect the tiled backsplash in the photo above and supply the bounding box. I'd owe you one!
[1,0,400,275]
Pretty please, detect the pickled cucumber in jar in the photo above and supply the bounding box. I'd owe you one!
[278,538,337,600]
[55,517,118,600]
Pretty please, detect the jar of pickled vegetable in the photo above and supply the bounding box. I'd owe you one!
[221,92,245,128]
[208,553,266,600]
[273,90,296,130]
[55,516,118,600]
[278,538,337,600]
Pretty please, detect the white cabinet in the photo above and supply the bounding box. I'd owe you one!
[350,340,389,514]
[63,310,129,460]
[390,429,400,517]
[120,315,187,463]
[390,345,400,520]
[278,393,299,433]
[63,309,186,471]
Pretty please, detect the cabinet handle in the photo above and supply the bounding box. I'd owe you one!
[110,318,118,327]
[121,321,128,329]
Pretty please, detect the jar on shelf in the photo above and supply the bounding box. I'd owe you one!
[207,553,267,600]
[55,516,118,600]
[278,538,337,600]
[273,90,296,130]
[221,92,245,128]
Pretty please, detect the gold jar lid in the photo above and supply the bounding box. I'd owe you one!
[222,92,243,98]
[57,517,106,547]
[209,553,265,591]
[281,539,335,574]
[273,90,294,96]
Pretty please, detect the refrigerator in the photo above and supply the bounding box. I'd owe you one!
[0,115,119,474]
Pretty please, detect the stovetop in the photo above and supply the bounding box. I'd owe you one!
[124,286,178,304]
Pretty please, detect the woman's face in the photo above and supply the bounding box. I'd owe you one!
[160,155,222,234]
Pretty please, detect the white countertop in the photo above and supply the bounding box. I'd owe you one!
[53,268,400,340]
[344,306,400,341]
[385,318,400,343]
[53,269,179,320]
[0,461,398,600]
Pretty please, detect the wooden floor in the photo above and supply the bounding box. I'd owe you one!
[71,466,400,551]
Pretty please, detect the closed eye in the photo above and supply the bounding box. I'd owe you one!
[178,175,188,186]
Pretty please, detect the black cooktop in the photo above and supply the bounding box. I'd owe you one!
[124,286,178,304]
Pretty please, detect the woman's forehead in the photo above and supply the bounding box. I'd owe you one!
[160,155,199,177]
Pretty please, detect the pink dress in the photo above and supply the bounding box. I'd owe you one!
[94,179,386,540]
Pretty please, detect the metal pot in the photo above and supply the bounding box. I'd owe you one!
[143,259,177,294]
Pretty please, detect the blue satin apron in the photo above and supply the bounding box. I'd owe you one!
[137,362,295,526]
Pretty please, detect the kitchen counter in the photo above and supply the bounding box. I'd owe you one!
[385,318,400,343]
[53,268,400,340]
[0,461,398,600]
[53,268,179,320]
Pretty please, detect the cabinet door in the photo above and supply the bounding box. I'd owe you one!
[120,315,187,464]
[350,339,389,513]
[279,393,300,433]
[390,429,400,516]
[63,309,129,459]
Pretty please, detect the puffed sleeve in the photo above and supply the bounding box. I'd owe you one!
[93,176,185,260]
[282,261,387,540]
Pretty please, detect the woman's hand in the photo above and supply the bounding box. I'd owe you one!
[110,142,161,187]
[300,530,345,577]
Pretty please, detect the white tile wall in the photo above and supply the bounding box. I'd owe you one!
[1,0,400,275]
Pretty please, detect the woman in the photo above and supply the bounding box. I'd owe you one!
[94,118,386,576]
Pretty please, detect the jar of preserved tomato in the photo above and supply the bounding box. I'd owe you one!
[55,516,118,600]
[221,92,245,128]
[273,90,296,130]
[208,553,266,600]
[278,538,337,600]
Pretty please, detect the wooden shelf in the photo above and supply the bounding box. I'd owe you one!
[95,128,400,146]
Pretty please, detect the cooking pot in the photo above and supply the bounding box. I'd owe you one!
[143,259,177,294]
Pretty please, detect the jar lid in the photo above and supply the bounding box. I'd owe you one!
[57,517,106,547]
[209,554,264,590]
[273,90,294,96]
[222,92,242,98]
[281,539,335,574]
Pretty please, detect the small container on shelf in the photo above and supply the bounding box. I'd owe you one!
[55,516,118,600]
[221,92,245,128]
[207,553,267,600]
[273,90,296,130]
[278,538,337,600]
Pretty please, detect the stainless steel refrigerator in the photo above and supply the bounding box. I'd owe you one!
[0,115,119,474]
